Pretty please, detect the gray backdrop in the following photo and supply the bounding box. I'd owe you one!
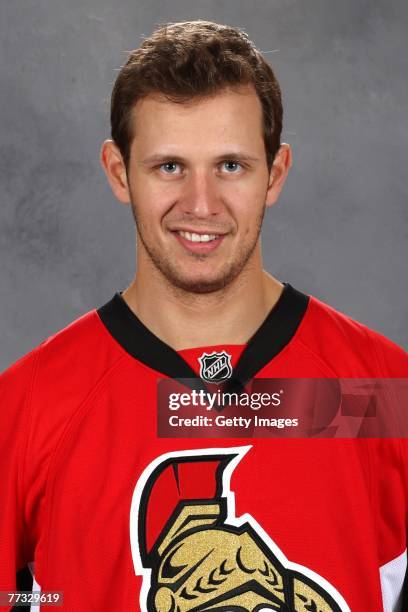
[1,0,407,371]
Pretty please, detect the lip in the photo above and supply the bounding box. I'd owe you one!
[170,227,227,235]
[171,229,226,254]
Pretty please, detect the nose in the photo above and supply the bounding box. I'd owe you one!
[180,170,222,218]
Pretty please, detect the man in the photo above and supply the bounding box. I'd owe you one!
[1,19,407,612]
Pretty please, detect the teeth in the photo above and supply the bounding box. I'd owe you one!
[178,231,218,243]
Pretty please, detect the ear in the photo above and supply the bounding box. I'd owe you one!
[265,143,292,208]
[99,139,131,204]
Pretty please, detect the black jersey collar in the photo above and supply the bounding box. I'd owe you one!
[97,283,309,391]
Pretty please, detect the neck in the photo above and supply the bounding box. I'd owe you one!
[122,247,284,350]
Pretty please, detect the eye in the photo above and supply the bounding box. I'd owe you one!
[221,160,243,173]
[159,161,181,174]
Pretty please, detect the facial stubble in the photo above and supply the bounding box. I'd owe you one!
[130,200,266,295]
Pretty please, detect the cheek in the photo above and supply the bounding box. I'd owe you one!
[131,183,175,221]
[131,170,177,203]
[232,197,264,230]
[226,176,267,209]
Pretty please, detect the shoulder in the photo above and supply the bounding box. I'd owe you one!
[297,293,408,376]
[0,303,126,507]
[1,302,125,413]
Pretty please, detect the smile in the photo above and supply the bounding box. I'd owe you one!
[178,230,219,243]
[172,229,226,253]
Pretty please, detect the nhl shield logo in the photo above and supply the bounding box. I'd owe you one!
[198,350,233,383]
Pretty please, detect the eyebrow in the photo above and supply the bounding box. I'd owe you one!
[139,151,261,166]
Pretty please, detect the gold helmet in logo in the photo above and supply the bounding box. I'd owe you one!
[137,451,345,611]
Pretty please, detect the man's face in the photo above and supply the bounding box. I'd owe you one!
[125,85,276,293]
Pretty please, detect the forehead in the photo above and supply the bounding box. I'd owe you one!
[129,85,265,156]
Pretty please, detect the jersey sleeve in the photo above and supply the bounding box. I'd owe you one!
[369,330,408,605]
[0,348,40,593]
[368,328,408,377]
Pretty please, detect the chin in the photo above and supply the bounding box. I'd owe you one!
[169,273,235,294]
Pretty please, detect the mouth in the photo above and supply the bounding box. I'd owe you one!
[171,229,226,253]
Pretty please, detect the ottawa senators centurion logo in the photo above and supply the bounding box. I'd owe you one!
[130,446,350,611]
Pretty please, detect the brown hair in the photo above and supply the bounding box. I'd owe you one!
[110,20,283,172]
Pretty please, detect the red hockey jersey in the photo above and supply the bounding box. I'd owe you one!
[1,283,408,611]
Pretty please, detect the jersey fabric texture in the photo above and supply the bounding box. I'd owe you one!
[1,283,407,611]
